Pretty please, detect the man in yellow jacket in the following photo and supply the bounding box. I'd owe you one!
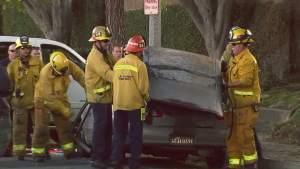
[31,51,86,162]
[221,28,261,169]
[110,35,150,169]
[7,36,44,161]
[221,27,263,166]
[85,26,116,169]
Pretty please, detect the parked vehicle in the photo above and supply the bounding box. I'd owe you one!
[0,36,86,143]
[76,47,228,168]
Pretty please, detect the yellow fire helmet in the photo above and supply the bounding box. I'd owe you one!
[50,51,69,75]
[88,26,112,42]
[228,28,255,44]
[15,36,32,50]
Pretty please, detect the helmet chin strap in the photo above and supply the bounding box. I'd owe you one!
[52,69,60,76]
[231,50,235,59]
[17,50,31,60]
[95,41,107,56]
[17,53,27,60]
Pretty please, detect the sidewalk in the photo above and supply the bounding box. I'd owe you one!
[254,107,300,168]
[258,135,300,169]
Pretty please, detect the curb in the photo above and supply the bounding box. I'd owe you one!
[256,107,290,132]
[259,159,300,169]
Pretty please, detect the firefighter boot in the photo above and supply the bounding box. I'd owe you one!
[245,162,257,169]
[45,151,51,160]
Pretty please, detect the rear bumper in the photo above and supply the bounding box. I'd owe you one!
[83,124,227,148]
[142,126,227,147]
[83,121,227,155]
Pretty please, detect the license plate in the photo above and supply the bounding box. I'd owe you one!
[170,136,194,146]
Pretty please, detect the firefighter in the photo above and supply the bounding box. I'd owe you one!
[110,35,150,169]
[221,26,263,164]
[31,51,86,162]
[221,28,261,169]
[85,26,116,169]
[7,36,44,161]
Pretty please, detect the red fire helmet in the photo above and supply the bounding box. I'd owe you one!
[124,35,147,52]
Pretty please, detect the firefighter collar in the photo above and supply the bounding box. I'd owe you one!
[233,48,249,64]
[125,53,141,60]
[17,55,40,67]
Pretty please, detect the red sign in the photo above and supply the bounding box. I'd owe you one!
[144,0,159,15]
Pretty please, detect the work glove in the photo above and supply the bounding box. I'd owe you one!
[62,108,73,119]
[221,84,228,93]
[221,60,228,73]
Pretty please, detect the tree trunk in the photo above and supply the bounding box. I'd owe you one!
[22,0,72,46]
[0,4,3,35]
[105,0,126,50]
[98,0,106,26]
[179,0,233,59]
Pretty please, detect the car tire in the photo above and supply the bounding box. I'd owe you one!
[206,149,227,169]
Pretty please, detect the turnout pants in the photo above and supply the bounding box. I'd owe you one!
[224,106,259,168]
[90,103,113,164]
[111,109,143,169]
[12,107,35,156]
[31,100,75,158]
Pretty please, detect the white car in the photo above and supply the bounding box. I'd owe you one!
[0,36,87,142]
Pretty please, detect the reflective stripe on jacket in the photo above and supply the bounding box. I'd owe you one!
[113,54,150,111]
[7,56,44,109]
[34,61,85,113]
[85,45,116,103]
[228,49,261,108]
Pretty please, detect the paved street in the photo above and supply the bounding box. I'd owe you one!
[0,154,208,169]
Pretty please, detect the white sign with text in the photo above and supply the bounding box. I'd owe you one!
[144,0,159,15]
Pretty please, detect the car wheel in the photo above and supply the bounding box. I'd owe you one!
[206,149,227,169]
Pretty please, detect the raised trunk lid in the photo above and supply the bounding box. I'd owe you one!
[144,47,223,116]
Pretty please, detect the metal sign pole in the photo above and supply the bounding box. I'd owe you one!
[148,0,161,48]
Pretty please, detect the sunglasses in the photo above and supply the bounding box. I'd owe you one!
[232,43,239,46]
[9,50,15,52]
[20,46,32,50]
[101,39,110,43]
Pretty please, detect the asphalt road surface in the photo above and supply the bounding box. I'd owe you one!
[0,154,209,169]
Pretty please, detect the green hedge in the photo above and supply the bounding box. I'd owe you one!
[125,5,206,55]
[2,4,44,38]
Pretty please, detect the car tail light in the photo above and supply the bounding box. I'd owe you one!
[152,110,163,117]
[217,116,224,120]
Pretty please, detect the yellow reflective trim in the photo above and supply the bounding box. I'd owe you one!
[32,148,45,154]
[94,85,111,94]
[243,151,258,161]
[13,144,26,150]
[86,60,89,64]
[114,65,138,72]
[61,142,74,150]
[234,90,253,96]
[229,159,244,165]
